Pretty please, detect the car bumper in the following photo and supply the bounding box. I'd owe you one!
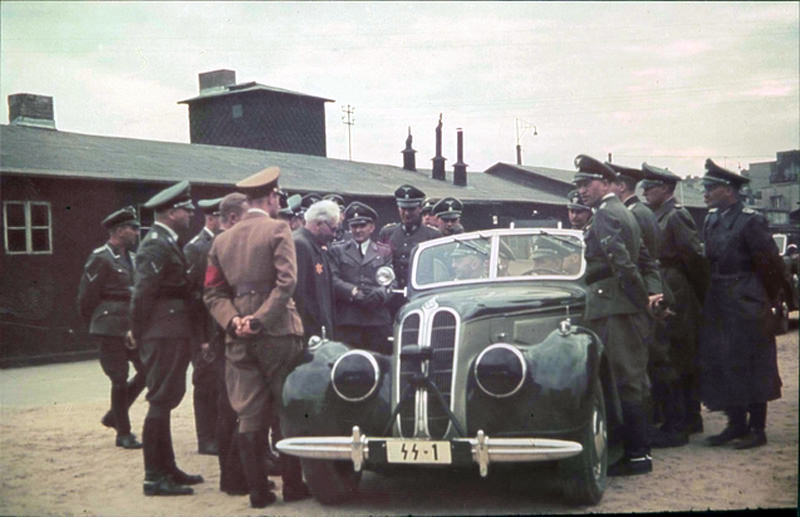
[276,426,583,477]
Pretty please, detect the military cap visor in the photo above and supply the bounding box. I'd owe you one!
[395,184,426,207]
[198,197,224,215]
[702,158,749,187]
[236,166,281,198]
[641,163,681,189]
[607,162,644,181]
[323,194,346,207]
[345,201,378,225]
[433,197,463,220]
[301,193,323,208]
[102,206,140,229]
[143,180,195,211]
[566,190,591,211]
[572,154,617,183]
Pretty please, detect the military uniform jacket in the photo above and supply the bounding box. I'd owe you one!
[293,227,335,339]
[329,239,393,327]
[583,194,649,320]
[378,222,440,288]
[624,195,663,295]
[77,242,136,336]
[204,210,302,338]
[130,223,193,342]
[698,202,783,409]
[183,227,217,344]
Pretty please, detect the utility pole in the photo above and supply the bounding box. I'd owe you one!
[515,117,537,165]
[341,105,355,161]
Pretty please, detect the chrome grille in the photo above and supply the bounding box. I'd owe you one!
[398,313,420,436]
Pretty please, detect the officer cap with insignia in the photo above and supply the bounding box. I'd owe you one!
[566,189,591,212]
[421,198,438,216]
[143,180,195,212]
[278,193,303,217]
[102,205,140,229]
[197,197,224,216]
[323,194,346,208]
[433,197,463,220]
[301,192,323,209]
[606,162,644,186]
[702,158,750,188]
[236,166,282,200]
[641,163,682,189]
[572,154,617,183]
[394,184,426,208]
[344,201,378,226]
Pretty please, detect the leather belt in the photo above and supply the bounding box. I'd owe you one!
[585,266,613,286]
[235,282,272,297]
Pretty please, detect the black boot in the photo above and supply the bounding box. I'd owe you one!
[238,431,277,508]
[609,402,652,476]
[162,415,204,485]
[707,407,748,446]
[280,451,310,502]
[142,417,193,496]
[217,397,248,494]
[194,381,218,455]
[734,403,768,449]
[102,373,146,430]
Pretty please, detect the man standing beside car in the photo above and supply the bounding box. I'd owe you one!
[329,201,394,354]
[573,154,653,476]
[78,206,145,450]
[697,159,783,450]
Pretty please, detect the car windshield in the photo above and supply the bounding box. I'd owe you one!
[412,229,585,288]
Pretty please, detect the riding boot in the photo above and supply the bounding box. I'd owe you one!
[706,406,748,446]
[142,417,192,496]
[735,403,768,449]
[162,415,204,485]
[194,381,218,455]
[609,401,652,476]
[111,384,132,436]
[650,380,688,448]
[238,431,276,508]
[280,451,310,501]
[102,373,147,429]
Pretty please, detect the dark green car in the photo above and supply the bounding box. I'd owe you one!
[277,228,615,505]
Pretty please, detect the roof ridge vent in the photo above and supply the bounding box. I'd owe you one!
[198,69,236,95]
[8,93,56,129]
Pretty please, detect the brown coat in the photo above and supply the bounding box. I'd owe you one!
[203,210,303,338]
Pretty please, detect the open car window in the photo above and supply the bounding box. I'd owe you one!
[412,229,585,289]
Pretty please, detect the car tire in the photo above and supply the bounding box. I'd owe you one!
[300,458,362,505]
[558,379,607,505]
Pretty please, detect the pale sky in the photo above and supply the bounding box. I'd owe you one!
[1,1,798,176]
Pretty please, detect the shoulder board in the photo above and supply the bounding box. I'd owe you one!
[599,201,607,210]
[381,222,399,231]
[93,245,106,254]
[188,234,201,245]
[673,203,682,208]
[708,208,718,213]
[742,207,756,214]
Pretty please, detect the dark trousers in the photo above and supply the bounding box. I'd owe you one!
[140,337,191,416]
[96,335,146,435]
[191,342,222,447]
[725,403,767,430]
[335,324,393,355]
[216,357,246,492]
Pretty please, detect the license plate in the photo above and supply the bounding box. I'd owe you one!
[385,439,452,464]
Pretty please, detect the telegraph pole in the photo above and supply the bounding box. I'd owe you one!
[515,117,537,165]
[341,105,355,161]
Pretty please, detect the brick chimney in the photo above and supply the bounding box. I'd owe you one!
[402,127,416,171]
[199,69,236,94]
[453,128,468,186]
[8,94,56,129]
[432,113,446,180]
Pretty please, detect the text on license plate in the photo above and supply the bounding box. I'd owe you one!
[385,440,452,464]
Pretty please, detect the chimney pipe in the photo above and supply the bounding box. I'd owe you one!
[607,152,612,163]
[516,144,522,165]
[402,127,417,171]
[453,128,468,186]
[432,113,446,180]
[8,93,56,129]
[199,69,236,94]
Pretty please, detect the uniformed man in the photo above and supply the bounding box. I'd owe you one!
[204,167,309,507]
[641,164,709,446]
[130,180,202,496]
[698,159,783,450]
[77,206,145,450]
[566,189,592,230]
[421,198,440,229]
[378,184,441,289]
[293,199,340,341]
[433,197,465,236]
[183,197,223,456]
[329,201,394,354]
[450,240,490,280]
[324,193,351,243]
[573,154,653,476]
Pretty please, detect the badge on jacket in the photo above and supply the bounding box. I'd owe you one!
[315,263,324,275]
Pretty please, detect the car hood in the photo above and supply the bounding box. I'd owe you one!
[401,282,586,321]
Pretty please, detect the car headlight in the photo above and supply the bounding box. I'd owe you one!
[474,343,527,398]
[330,350,380,402]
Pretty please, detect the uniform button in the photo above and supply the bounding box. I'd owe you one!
[103,310,109,315]
[597,289,604,295]
[169,309,175,314]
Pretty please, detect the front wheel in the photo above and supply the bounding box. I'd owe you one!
[300,458,362,505]
[558,379,607,505]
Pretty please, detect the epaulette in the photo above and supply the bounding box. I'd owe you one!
[674,203,682,208]
[93,245,106,254]
[146,230,159,240]
[599,201,607,210]
[188,234,201,244]
[708,208,718,213]
[381,222,399,232]
[742,207,756,214]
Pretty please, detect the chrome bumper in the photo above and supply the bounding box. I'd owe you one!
[276,426,582,477]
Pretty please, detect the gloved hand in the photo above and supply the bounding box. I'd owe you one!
[364,286,388,305]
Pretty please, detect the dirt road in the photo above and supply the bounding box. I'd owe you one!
[1,329,796,515]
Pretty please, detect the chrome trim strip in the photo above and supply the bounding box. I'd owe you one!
[330,350,381,402]
[473,343,527,399]
[396,310,423,437]
[276,426,583,478]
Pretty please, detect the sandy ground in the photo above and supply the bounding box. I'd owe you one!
[0,326,797,516]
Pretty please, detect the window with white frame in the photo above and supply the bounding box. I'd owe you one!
[3,201,53,255]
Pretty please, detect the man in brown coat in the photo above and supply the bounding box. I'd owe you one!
[204,167,309,508]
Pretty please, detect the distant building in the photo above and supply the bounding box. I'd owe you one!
[748,150,800,228]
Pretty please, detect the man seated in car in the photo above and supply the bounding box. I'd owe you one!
[529,247,564,275]
[450,241,489,281]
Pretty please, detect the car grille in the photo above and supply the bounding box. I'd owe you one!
[398,310,457,439]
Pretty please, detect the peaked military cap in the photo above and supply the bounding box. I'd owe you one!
[394,184,426,208]
[323,194,346,208]
[421,198,438,215]
[143,180,195,211]
[451,238,490,258]
[345,201,378,225]
[433,197,463,220]
[566,190,592,212]
[237,166,281,198]
[102,205,140,229]
[641,163,682,189]
[198,197,224,215]
[279,194,303,217]
[702,158,750,188]
[301,192,323,209]
[606,162,644,182]
[573,154,617,183]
